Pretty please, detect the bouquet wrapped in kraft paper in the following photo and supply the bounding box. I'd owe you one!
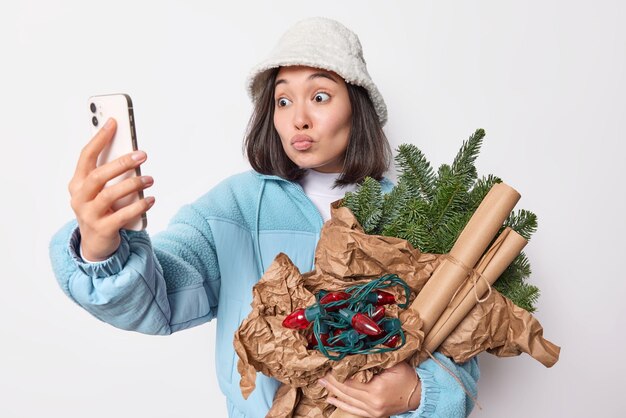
[234,206,432,417]
[234,182,560,418]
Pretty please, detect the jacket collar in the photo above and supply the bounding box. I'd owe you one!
[252,170,394,192]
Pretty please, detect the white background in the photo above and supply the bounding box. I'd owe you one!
[1,1,624,417]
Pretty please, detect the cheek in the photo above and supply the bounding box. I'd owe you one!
[320,107,352,145]
[273,112,290,144]
[272,112,282,136]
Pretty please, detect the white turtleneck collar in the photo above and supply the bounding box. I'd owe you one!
[298,169,358,221]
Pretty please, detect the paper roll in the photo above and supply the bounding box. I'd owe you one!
[408,182,521,335]
[422,227,528,355]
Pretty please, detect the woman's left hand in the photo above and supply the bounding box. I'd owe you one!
[318,361,421,417]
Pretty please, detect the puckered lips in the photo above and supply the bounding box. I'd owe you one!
[291,134,314,151]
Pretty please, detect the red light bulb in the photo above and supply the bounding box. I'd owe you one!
[283,308,309,329]
[371,305,386,322]
[366,290,396,306]
[376,318,402,347]
[282,304,324,329]
[319,291,350,311]
[384,334,400,348]
[337,308,382,336]
[353,313,382,335]
[307,331,330,348]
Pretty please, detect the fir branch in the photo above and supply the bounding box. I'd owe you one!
[382,198,431,250]
[511,252,532,278]
[395,144,436,201]
[428,164,469,241]
[451,129,485,189]
[379,180,408,232]
[468,175,502,212]
[496,281,540,313]
[504,209,538,241]
[494,253,532,292]
[343,177,383,234]
[435,211,473,254]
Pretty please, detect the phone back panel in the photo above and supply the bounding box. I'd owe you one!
[88,94,146,230]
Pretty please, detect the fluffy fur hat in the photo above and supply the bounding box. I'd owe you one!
[246,17,388,126]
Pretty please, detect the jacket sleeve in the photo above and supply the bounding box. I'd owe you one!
[393,353,480,418]
[49,203,221,335]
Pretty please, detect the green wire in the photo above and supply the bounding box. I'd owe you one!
[309,274,412,360]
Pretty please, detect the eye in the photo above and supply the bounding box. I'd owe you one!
[314,92,330,103]
[276,97,292,107]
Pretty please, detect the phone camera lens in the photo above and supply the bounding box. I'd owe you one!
[92,116,99,127]
[90,103,97,113]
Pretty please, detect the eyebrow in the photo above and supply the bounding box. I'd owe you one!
[275,72,339,87]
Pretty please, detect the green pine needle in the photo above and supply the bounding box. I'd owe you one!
[381,180,412,230]
[429,165,469,237]
[343,177,383,234]
[468,175,502,211]
[505,209,538,241]
[451,129,484,189]
[395,144,436,201]
[494,280,540,313]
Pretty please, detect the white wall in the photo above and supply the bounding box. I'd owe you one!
[1,1,623,417]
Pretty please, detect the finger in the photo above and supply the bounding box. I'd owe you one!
[77,150,147,202]
[74,118,117,180]
[323,373,369,397]
[326,397,373,418]
[92,175,154,215]
[103,195,155,230]
[319,377,370,412]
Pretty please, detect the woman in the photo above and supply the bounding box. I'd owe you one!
[50,17,479,417]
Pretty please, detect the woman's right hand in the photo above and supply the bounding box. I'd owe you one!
[68,118,155,262]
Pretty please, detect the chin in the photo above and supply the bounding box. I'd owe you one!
[292,158,320,170]
[291,156,343,173]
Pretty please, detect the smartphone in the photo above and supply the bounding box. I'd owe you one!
[88,93,147,231]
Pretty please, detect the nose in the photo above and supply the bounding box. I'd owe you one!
[293,104,311,130]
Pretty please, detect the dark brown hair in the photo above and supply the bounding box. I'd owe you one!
[244,68,391,186]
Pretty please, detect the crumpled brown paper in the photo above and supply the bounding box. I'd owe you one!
[439,290,560,367]
[234,204,559,418]
[419,226,528,359]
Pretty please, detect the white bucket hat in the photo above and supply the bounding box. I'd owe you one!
[246,17,388,126]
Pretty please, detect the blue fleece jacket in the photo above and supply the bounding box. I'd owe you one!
[49,170,479,418]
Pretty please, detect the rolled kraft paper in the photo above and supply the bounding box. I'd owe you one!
[422,227,528,356]
[409,182,521,335]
